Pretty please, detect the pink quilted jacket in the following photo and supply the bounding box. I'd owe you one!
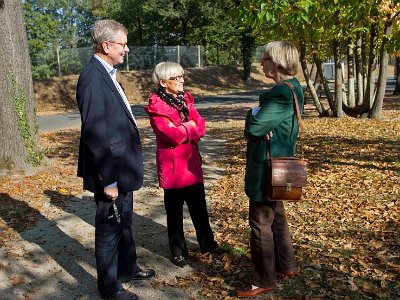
[145,91,205,189]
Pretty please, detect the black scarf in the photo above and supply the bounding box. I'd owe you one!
[156,87,189,122]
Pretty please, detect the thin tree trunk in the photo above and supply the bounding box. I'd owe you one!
[241,27,255,81]
[394,57,400,95]
[364,21,378,110]
[347,39,356,107]
[355,32,364,105]
[333,39,344,117]
[300,38,327,116]
[370,19,393,118]
[0,0,40,172]
[314,55,334,111]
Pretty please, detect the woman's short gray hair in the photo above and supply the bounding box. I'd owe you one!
[92,20,128,52]
[264,41,299,76]
[152,62,184,87]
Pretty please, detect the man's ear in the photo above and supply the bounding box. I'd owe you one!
[101,41,111,54]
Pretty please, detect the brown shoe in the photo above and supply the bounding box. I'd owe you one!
[236,287,274,298]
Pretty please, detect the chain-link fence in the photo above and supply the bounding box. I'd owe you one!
[52,45,204,76]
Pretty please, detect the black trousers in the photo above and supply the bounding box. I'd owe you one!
[249,200,298,288]
[94,191,139,296]
[164,183,217,257]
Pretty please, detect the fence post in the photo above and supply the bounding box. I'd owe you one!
[153,45,157,66]
[177,45,180,64]
[198,45,201,67]
[56,47,61,76]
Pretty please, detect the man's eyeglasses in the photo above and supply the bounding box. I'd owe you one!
[168,75,185,81]
[110,41,128,48]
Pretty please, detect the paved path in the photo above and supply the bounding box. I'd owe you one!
[37,90,263,132]
[1,94,239,299]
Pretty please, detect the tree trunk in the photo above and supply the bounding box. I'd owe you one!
[241,27,255,81]
[314,55,334,111]
[0,0,41,173]
[355,32,364,105]
[333,39,344,117]
[394,57,400,95]
[299,38,327,116]
[364,21,378,110]
[370,19,393,118]
[347,39,356,107]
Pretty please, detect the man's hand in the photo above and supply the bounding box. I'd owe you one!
[104,185,118,200]
[264,131,273,141]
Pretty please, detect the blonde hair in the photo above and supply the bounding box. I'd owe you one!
[92,20,128,52]
[152,62,184,87]
[264,41,299,75]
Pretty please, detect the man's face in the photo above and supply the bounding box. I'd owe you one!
[102,31,129,66]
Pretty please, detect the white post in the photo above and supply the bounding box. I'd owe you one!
[126,51,129,71]
[154,45,157,66]
[177,45,180,64]
[198,45,201,67]
[56,48,61,76]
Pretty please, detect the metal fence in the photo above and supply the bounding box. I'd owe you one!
[54,45,204,76]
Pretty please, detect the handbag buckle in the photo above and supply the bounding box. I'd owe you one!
[286,182,292,192]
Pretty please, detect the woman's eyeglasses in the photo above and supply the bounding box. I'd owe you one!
[262,57,272,63]
[168,75,185,81]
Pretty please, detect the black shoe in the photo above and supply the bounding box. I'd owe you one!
[119,268,155,282]
[201,241,219,254]
[100,289,138,300]
[172,256,186,268]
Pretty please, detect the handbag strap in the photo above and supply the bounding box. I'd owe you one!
[281,81,303,131]
[282,81,304,157]
[265,81,304,158]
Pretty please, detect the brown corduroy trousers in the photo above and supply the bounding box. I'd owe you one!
[249,200,298,288]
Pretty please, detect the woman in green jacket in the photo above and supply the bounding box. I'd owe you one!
[236,41,304,298]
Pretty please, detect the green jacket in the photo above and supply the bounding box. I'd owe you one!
[244,78,304,202]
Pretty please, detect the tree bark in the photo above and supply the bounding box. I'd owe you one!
[364,21,378,110]
[314,55,334,111]
[0,0,39,173]
[394,56,400,95]
[333,39,344,117]
[370,19,393,118]
[241,27,255,81]
[347,39,356,107]
[299,38,327,116]
[355,32,364,105]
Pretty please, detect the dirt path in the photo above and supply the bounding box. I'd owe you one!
[0,111,230,299]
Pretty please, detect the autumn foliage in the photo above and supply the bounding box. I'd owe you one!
[0,97,399,299]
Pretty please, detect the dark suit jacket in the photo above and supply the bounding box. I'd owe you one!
[76,56,143,193]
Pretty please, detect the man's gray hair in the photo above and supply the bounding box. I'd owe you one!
[92,20,128,52]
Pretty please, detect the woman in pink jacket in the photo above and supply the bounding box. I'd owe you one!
[145,62,218,267]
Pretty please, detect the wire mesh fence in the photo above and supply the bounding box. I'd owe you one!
[51,45,204,76]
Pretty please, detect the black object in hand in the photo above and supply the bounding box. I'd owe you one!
[108,201,121,224]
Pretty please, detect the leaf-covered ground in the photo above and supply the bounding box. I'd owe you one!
[0,97,399,299]
[188,104,400,299]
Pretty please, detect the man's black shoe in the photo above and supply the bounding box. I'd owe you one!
[119,268,155,282]
[172,256,186,268]
[100,289,138,300]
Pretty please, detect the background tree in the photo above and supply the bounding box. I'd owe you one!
[23,0,94,78]
[237,0,400,119]
[92,0,242,65]
[0,0,43,173]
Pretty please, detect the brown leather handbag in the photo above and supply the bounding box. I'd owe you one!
[264,82,307,202]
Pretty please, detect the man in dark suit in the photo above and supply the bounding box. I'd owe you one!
[76,19,155,300]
